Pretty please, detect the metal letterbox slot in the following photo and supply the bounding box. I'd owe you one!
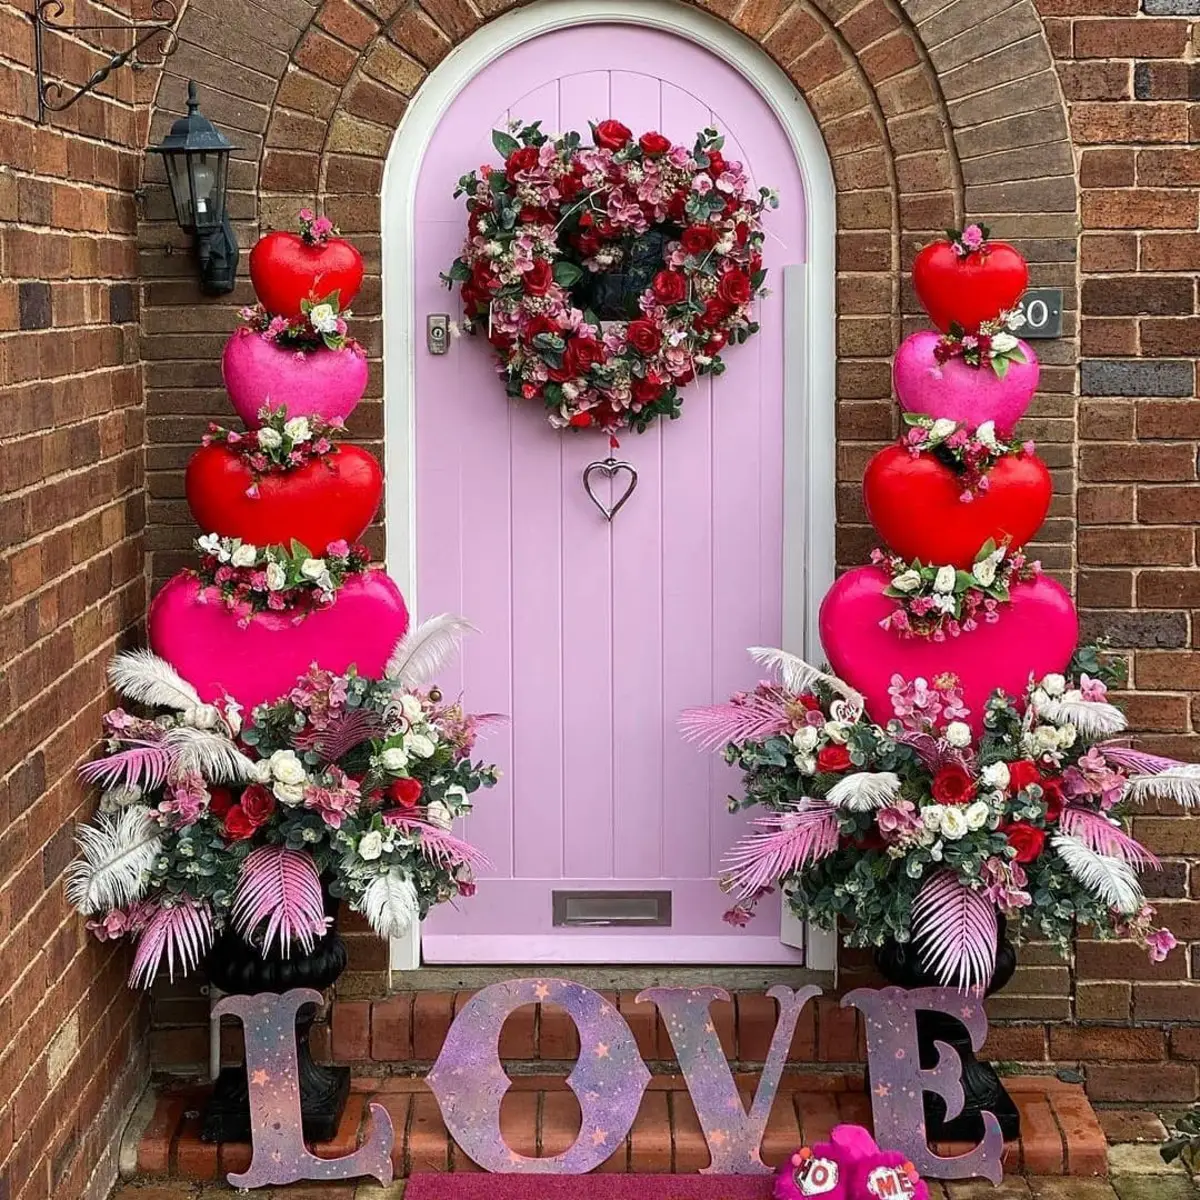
[427,313,451,354]
[552,890,672,927]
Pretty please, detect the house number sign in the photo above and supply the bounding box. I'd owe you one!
[1017,288,1062,339]
[223,981,1004,1189]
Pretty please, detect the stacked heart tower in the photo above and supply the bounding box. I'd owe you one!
[149,211,409,712]
[819,224,1078,728]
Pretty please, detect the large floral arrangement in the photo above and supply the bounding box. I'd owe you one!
[67,617,499,986]
[444,120,777,434]
[681,646,1186,988]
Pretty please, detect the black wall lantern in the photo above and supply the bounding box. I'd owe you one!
[149,80,239,295]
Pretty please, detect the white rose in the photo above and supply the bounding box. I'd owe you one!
[256,427,283,450]
[379,747,409,772]
[794,754,816,775]
[265,561,287,591]
[1057,724,1077,749]
[308,304,338,334]
[284,416,312,443]
[965,800,991,831]
[230,542,258,568]
[300,557,327,581]
[891,570,922,593]
[425,800,453,829]
[933,565,957,594]
[940,806,968,840]
[975,420,999,450]
[920,806,943,832]
[249,759,273,783]
[400,694,424,722]
[1032,724,1060,753]
[197,532,226,558]
[273,781,306,805]
[358,830,383,861]
[405,733,436,759]
[793,727,819,752]
[944,721,972,749]
[990,331,1018,354]
[270,750,307,785]
[930,418,958,441]
[972,558,997,588]
[981,761,1010,791]
[1041,673,1067,697]
[823,721,850,744]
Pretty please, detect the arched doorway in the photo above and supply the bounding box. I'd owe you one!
[382,0,836,968]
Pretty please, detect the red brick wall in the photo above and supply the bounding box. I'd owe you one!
[0,2,153,1195]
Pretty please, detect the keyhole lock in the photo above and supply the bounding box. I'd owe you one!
[427,314,450,355]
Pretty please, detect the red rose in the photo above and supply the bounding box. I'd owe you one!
[240,783,276,827]
[470,261,497,295]
[387,777,423,810]
[681,226,718,256]
[667,191,688,222]
[931,764,977,806]
[651,270,687,305]
[524,259,554,296]
[558,172,583,200]
[707,149,727,178]
[626,319,662,356]
[717,271,752,307]
[568,412,594,428]
[639,130,672,156]
[506,145,540,179]
[632,376,665,405]
[519,206,554,226]
[523,315,560,344]
[1040,776,1064,823]
[594,119,632,150]
[797,693,822,712]
[1007,760,1042,794]
[565,336,605,377]
[1005,822,1046,864]
[224,806,257,841]
[208,787,235,820]
[816,744,852,773]
[698,298,733,329]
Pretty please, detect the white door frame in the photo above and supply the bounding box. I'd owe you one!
[380,0,838,974]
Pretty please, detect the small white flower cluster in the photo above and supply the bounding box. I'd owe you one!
[374,693,441,775]
[257,415,313,451]
[195,534,338,597]
[919,797,993,843]
[790,719,851,774]
[266,748,307,804]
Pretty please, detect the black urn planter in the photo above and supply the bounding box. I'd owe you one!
[873,917,1021,1143]
[201,888,349,1145]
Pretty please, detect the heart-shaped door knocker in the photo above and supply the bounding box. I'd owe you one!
[582,456,638,521]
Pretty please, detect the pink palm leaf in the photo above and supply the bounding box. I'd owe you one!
[891,731,972,774]
[129,900,213,988]
[383,815,491,872]
[720,799,840,900]
[1101,744,1187,775]
[79,741,175,792]
[912,871,998,991]
[679,693,793,751]
[1059,806,1160,868]
[293,708,385,762]
[231,845,327,957]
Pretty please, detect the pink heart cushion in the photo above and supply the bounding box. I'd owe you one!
[149,570,409,712]
[819,566,1077,731]
[222,326,369,429]
[893,330,1039,437]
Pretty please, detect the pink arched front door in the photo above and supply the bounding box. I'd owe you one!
[411,20,810,963]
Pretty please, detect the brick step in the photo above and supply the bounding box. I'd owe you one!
[124,1073,1108,1185]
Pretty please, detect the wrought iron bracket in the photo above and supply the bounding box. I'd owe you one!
[33,0,178,123]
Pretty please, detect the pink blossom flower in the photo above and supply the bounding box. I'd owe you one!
[722,905,753,927]
[298,208,315,223]
[961,224,985,250]
[1147,927,1177,963]
[326,539,350,558]
[1079,673,1108,702]
[311,216,334,239]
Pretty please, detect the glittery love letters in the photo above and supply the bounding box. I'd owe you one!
[225,982,1004,1187]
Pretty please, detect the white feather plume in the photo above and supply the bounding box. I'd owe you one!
[163,726,258,783]
[65,806,161,915]
[385,615,476,689]
[1123,764,1200,809]
[826,771,901,811]
[354,871,420,938]
[108,650,203,713]
[747,647,863,711]
[1052,833,1144,914]
[1038,695,1127,737]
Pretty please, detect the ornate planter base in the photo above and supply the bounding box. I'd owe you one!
[201,898,350,1145]
[874,921,1021,1143]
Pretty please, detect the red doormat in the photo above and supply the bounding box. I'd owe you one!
[405,1174,775,1200]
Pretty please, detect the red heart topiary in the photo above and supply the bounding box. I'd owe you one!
[185,442,382,551]
[863,444,1051,569]
[912,231,1028,333]
[249,228,364,318]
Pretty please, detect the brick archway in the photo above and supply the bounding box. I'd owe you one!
[139,0,1077,582]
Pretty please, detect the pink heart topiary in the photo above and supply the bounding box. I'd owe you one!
[149,570,408,712]
[819,566,1077,731]
[222,326,369,429]
[893,330,1039,437]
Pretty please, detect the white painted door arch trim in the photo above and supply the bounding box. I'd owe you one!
[381,0,838,975]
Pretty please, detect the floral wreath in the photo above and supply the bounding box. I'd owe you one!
[444,120,777,434]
